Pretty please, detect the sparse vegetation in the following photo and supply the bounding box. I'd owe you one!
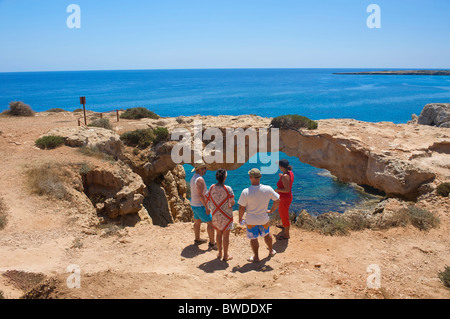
[2,101,35,117]
[271,114,318,130]
[35,135,65,150]
[436,182,450,197]
[120,107,160,120]
[120,128,155,149]
[292,204,439,236]
[77,146,114,161]
[438,266,450,288]
[25,163,69,200]
[45,108,66,112]
[98,223,125,237]
[293,211,350,236]
[120,126,169,149]
[0,197,7,230]
[78,162,92,175]
[153,126,170,144]
[88,118,112,130]
[402,205,440,231]
[2,270,46,292]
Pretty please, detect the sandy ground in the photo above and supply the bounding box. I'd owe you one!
[0,112,449,299]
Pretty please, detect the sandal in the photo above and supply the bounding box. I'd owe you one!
[194,239,207,245]
[247,256,260,263]
[208,242,218,251]
[269,249,277,257]
[223,255,233,262]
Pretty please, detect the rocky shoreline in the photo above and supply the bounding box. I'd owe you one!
[0,108,449,299]
[334,70,450,76]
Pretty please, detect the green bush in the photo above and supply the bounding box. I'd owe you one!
[120,107,160,120]
[88,118,112,130]
[438,266,450,288]
[120,129,155,149]
[35,135,65,150]
[436,182,450,197]
[271,114,318,130]
[153,127,169,144]
[120,127,170,149]
[3,101,35,117]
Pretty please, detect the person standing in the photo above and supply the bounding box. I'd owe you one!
[190,161,216,250]
[275,159,294,240]
[238,168,280,262]
[206,169,235,261]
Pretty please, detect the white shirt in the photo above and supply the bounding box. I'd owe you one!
[190,173,205,207]
[237,184,280,225]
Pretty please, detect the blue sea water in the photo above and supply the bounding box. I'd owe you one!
[1,68,449,213]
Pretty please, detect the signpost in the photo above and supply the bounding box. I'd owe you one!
[80,96,87,125]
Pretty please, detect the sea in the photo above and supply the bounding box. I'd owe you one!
[1,68,449,214]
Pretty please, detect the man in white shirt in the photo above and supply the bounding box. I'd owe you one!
[190,161,216,250]
[238,168,280,262]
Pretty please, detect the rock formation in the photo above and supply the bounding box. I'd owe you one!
[43,126,123,158]
[40,113,450,226]
[417,103,450,128]
[81,163,148,219]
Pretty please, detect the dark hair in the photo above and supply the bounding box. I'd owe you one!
[279,159,292,171]
[216,169,227,185]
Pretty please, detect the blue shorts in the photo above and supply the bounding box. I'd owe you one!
[246,223,270,239]
[192,205,212,223]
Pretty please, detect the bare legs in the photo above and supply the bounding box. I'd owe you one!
[216,229,232,261]
[249,234,275,262]
[194,219,215,246]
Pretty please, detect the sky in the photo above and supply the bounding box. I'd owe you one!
[0,0,449,72]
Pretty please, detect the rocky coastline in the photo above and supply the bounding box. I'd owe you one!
[334,70,450,76]
[0,106,449,299]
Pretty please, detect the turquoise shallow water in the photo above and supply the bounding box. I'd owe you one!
[184,152,379,215]
[1,68,449,212]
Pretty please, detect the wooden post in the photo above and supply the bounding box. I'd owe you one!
[116,110,119,122]
[80,96,87,125]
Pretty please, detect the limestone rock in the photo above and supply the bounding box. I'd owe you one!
[81,163,148,219]
[43,126,123,157]
[161,165,193,223]
[418,103,450,128]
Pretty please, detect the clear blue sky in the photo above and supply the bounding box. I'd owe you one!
[0,0,449,72]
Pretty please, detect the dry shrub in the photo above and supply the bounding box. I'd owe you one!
[3,101,35,116]
[88,118,112,130]
[2,270,46,292]
[439,266,450,288]
[25,163,69,200]
[0,197,7,230]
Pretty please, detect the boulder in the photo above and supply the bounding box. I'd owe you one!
[418,103,450,128]
[81,163,148,219]
[43,126,123,157]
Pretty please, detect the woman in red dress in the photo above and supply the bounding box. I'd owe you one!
[275,159,294,240]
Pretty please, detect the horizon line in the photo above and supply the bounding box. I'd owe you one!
[1,67,450,74]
